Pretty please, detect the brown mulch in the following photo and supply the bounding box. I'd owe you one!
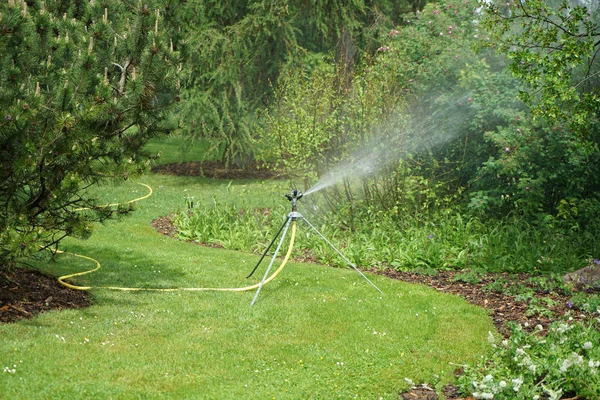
[151,161,285,180]
[0,267,90,324]
[381,269,579,337]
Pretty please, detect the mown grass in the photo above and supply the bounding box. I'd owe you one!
[144,134,219,164]
[0,175,495,399]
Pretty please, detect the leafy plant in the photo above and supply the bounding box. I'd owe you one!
[453,270,484,285]
[525,297,556,319]
[473,0,600,224]
[459,321,600,399]
[172,195,595,274]
[569,292,600,314]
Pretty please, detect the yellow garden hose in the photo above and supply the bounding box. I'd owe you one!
[73,182,154,211]
[56,221,296,292]
[55,181,297,293]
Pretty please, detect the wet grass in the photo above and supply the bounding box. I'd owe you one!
[0,175,495,399]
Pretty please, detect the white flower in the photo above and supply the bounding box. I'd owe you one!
[542,384,563,400]
[499,380,507,388]
[529,364,537,373]
[488,331,495,344]
[583,341,593,350]
[521,355,533,366]
[555,323,570,334]
[560,358,572,373]
[512,377,523,392]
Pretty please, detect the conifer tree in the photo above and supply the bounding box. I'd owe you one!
[0,0,187,267]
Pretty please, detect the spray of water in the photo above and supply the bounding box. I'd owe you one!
[303,92,475,197]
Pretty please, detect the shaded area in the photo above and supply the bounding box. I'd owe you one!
[151,161,285,180]
[0,267,90,324]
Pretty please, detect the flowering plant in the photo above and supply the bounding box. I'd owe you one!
[458,319,600,399]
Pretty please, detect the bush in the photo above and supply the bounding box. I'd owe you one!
[458,320,600,399]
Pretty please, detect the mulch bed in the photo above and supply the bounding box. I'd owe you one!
[0,267,90,324]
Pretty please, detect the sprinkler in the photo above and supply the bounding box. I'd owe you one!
[57,184,380,306]
[248,189,382,306]
[285,189,303,211]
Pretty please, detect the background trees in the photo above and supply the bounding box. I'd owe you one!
[0,0,186,266]
[473,0,600,225]
[178,0,411,167]
[2,0,600,267]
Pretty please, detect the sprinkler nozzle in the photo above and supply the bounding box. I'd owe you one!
[285,189,303,212]
[285,189,303,202]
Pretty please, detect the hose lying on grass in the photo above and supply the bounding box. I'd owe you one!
[55,182,296,294]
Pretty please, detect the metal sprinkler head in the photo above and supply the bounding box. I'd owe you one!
[285,189,303,211]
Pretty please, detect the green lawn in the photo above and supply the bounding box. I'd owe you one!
[0,174,495,399]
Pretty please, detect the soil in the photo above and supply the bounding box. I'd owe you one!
[0,267,90,324]
[2,160,596,399]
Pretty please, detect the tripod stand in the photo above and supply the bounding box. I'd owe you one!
[247,189,383,306]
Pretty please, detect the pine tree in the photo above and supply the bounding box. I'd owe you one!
[0,0,187,267]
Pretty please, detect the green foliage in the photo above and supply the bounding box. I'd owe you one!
[179,0,413,168]
[0,0,186,265]
[173,196,593,274]
[481,0,600,133]
[472,0,600,223]
[259,0,526,223]
[459,321,600,399]
[259,62,394,183]
[180,0,302,167]
[173,200,281,253]
[569,292,600,314]
[0,175,495,399]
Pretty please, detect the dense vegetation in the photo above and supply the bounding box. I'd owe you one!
[3,0,599,273]
[2,0,600,398]
[0,0,186,264]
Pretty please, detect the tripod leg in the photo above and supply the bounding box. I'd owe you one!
[250,217,293,306]
[301,218,383,294]
[246,216,290,279]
